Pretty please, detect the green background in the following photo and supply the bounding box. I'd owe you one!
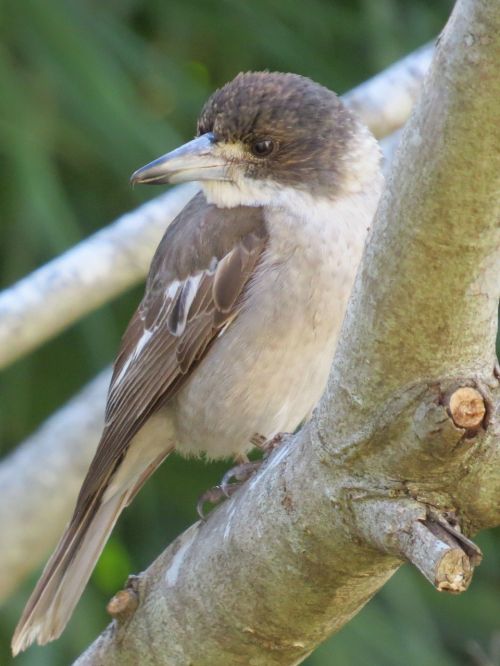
[1,1,498,664]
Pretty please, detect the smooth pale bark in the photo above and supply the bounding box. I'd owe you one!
[343,42,433,138]
[0,45,432,370]
[0,370,111,602]
[0,184,197,369]
[74,1,500,664]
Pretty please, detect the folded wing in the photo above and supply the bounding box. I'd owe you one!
[12,192,267,653]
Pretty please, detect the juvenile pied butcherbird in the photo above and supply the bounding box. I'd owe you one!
[13,71,383,654]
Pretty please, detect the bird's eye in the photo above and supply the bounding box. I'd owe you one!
[251,139,275,157]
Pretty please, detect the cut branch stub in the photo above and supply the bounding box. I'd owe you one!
[106,576,140,623]
[355,499,482,594]
[412,383,487,460]
[448,387,486,430]
[432,545,472,593]
[402,520,473,593]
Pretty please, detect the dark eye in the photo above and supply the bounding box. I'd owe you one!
[251,139,275,157]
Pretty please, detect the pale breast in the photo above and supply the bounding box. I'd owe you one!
[171,189,373,459]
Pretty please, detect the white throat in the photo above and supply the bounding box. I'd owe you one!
[200,175,296,209]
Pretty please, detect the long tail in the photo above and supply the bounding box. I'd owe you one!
[11,488,129,655]
[12,447,171,656]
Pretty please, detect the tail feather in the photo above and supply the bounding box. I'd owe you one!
[12,490,128,655]
[12,412,174,656]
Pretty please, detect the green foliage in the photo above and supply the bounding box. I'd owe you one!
[1,1,498,664]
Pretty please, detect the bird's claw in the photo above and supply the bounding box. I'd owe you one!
[251,431,287,457]
[197,485,225,521]
[220,460,262,497]
[196,432,289,520]
[197,462,262,520]
[196,486,218,521]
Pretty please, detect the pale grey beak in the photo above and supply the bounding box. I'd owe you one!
[130,132,230,185]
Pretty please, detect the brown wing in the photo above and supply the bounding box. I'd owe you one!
[12,194,268,652]
[78,193,267,505]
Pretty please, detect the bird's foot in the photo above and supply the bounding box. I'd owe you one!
[196,433,288,520]
[250,431,287,457]
[196,483,240,521]
[197,455,262,520]
[219,460,263,497]
[216,433,289,500]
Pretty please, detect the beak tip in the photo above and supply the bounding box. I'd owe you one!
[129,133,221,187]
[129,169,143,186]
[129,164,170,186]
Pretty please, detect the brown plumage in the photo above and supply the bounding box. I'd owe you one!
[197,71,356,193]
[12,193,267,652]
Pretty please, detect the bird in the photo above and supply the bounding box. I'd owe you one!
[12,71,383,654]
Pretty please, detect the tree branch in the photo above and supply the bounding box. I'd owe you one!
[343,42,433,138]
[0,45,433,370]
[0,185,197,369]
[73,1,500,664]
[0,370,110,602]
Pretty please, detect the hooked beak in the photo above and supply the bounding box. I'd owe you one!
[130,132,230,185]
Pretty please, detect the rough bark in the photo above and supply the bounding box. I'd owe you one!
[74,1,500,664]
[0,47,427,601]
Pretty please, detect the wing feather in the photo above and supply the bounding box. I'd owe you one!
[77,198,267,505]
[13,182,269,656]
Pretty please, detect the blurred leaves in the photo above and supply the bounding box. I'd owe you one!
[2,1,499,665]
[93,538,133,596]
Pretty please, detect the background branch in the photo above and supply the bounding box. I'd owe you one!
[343,42,433,138]
[73,1,500,664]
[0,185,196,369]
[0,370,110,602]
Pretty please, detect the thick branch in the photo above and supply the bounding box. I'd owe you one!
[0,45,433,371]
[76,387,500,666]
[74,2,500,664]
[326,21,500,405]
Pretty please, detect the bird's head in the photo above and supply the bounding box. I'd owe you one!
[131,72,381,208]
